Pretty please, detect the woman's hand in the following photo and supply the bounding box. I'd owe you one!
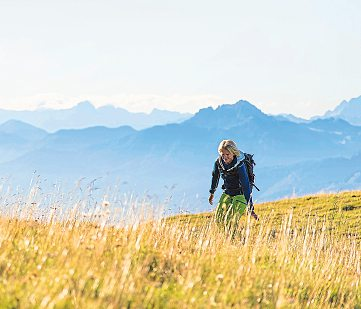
[208,193,214,205]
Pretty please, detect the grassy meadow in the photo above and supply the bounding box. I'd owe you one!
[0,189,360,308]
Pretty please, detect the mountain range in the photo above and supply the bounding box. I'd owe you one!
[0,96,360,212]
[0,101,192,132]
[279,95,361,125]
[318,95,361,125]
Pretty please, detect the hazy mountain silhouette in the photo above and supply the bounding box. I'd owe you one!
[0,119,48,140]
[0,120,48,163]
[258,152,361,199]
[313,95,361,125]
[0,101,192,132]
[185,100,268,129]
[274,114,308,123]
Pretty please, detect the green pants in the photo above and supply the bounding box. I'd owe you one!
[215,193,248,234]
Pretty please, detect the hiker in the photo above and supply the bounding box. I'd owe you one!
[209,140,259,233]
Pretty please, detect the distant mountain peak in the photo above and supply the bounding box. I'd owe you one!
[274,113,308,123]
[0,119,48,141]
[74,101,95,110]
[0,119,45,132]
[186,99,268,128]
[150,108,192,117]
[1,119,27,126]
[218,100,264,114]
[234,99,258,108]
[319,95,361,125]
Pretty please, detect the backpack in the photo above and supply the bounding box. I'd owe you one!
[217,153,260,192]
[243,153,260,192]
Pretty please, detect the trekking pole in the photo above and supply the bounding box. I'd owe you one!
[253,184,260,191]
[248,191,259,221]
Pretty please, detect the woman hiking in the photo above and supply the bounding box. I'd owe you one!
[209,140,259,234]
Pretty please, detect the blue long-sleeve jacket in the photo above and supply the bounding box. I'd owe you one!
[210,155,253,207]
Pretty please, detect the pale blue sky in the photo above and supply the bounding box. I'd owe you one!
[0,0,360,118]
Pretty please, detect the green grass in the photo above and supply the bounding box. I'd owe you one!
[0,190,360,308]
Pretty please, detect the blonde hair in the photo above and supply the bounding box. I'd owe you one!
[218,139,241,157]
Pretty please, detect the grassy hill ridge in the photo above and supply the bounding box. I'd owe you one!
[0,191,360,308]
[169,191,361,239]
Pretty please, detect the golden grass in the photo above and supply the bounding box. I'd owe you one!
[0,190,360,308]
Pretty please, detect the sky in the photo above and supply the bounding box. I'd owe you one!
[0,0,360,118]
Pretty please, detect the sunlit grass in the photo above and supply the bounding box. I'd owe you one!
[0,189,360,307]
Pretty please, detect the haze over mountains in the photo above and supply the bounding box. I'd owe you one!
[317,95,361,125]
[281,95,361,125]
[0,101,192,132]
[0,96,360,212]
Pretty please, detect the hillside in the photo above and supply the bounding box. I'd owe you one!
[169,190,361,239]
[0,190,360,307]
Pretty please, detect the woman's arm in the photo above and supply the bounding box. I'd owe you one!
[209,161,220,205]
[209,161,220,194]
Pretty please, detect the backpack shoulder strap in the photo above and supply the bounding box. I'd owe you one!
[218,154,245,173]
[230,153,246,170]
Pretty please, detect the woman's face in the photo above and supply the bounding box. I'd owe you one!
[220,148,234,164]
